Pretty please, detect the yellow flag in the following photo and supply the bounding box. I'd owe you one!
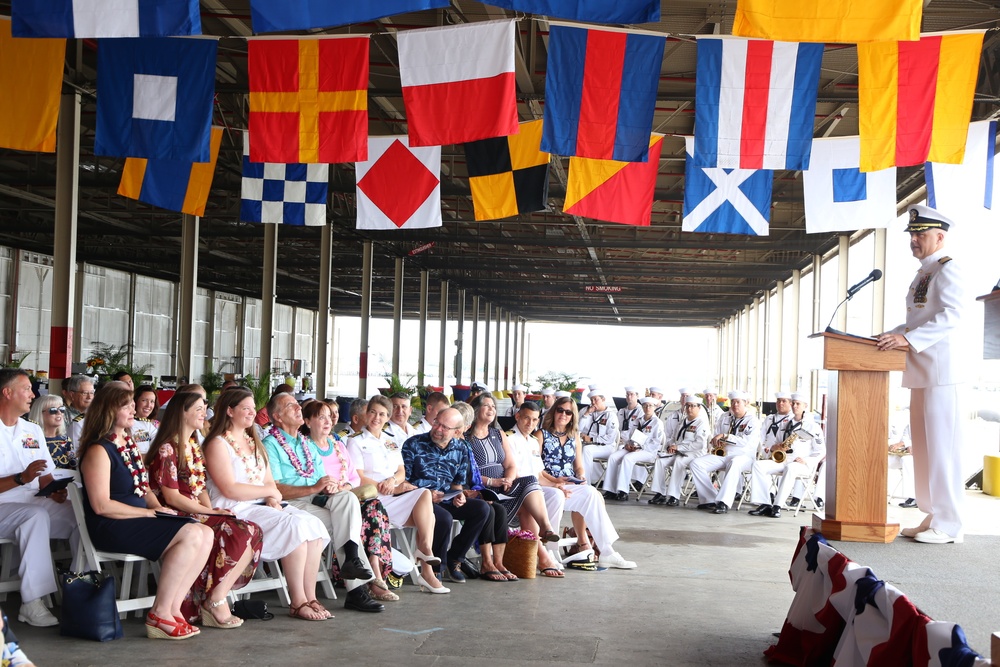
[733,0,922,43]
[0,18,65,152]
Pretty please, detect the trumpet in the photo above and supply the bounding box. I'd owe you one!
[770,432,799,463]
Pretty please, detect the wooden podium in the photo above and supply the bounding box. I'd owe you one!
[976,290,1000,360]
[811,332,907,543]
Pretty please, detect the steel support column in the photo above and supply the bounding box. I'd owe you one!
[260,224,278,378]
[358,241,372,397]
[392,258,404,377]
[176,214,199,382]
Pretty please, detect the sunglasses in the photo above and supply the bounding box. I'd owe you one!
[554,408,574,416]
[46,407,63,414]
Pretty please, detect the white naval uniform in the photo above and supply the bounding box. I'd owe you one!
[346,429,428,529]
[889,249,968,536]
[651,413,709,498]
[750,416,825,507]
[689,411,761,507]
[383,420,416,449]
[601,416,663,494]
[887,410,914,500]
[412,418,433,435]
[616,405,642,436]
[67,412,85,449]
[0,418,79,602]
[759,412,793,458]
[579,408,621,482]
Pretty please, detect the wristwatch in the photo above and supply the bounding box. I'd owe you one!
[13,473,24,486]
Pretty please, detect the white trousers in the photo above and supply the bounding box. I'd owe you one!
[562,484,619,555]
[289,491,368,591]
[910,386,964,536]
[581,444,615,483]
[751,459,813,507]
[649,452,697,497]
[888,454,915,499]
[601,450,655,494]
[540,486,566,531]
[0,499,78,601]
[690,453,754,508]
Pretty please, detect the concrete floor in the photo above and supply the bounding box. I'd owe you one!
[9,489,999,666]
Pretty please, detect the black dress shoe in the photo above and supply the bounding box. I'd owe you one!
[696,503,717,510]
[603,491,617,501]
[615,491,629,502]
[748,504,772,516]
[665,496,679,507]
[345,586,385,613]
[712,502,729,514]
[768,506,782,518]
[899,498,917,508]
[339,556,374,582]
[815,498,825,509]
[786,497,800,508]
[647,493,666,505]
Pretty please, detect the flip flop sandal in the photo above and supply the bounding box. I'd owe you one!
[481,570,507,582]
[538,567,565,578]
[498,569,519,581]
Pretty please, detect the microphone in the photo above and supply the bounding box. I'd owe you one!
[846,269,883,298]
[824,269,884,334]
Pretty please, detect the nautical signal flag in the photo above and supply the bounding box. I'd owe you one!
[732,0,922,43]
[483,0,660,25]
[356,136,441,230]
[563,134,663,227]
[118,127,223,217]
[13,0,201,38]
[541,25,665,163]
[802,136,896,234]
[94,37,217,161]
[398,20,517,147]
[683,136,772,235]
[0,18,64,153]
[694,37,823,171]
[248,36,369,164]
[240,132,329,226]
[249,0,449,34]
[926,120,999,225]
[463,119,550,221]
[858,31,985,172]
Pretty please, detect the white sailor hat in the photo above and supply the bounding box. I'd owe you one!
[512,384,528,392]
[728,390,749,401]
[905,204,954,233]
[678,387,692,396]
[775,391,791,400]
[588,384,598,391]
[648,386,664,395]
[790,392,809,403]
[554,390,571,398]
[587,388,606,399]
[624,386,638,393]
[540,387,555,396]
[703,387,719,395]
[683,395,703,406]
[639,396,657,405]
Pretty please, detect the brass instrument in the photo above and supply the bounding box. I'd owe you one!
[770,432,799,464]
[712,438,728,457]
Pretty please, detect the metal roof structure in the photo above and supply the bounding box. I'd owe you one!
[1,0,999,327]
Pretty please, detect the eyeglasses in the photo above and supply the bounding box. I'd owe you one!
[76,391,95,397]
[432,419,462,432]
[554,408,573,416]
[46,407,62,414]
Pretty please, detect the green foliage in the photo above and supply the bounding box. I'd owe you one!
[87,341,153,381]
[200,368,225,402]
[383,373,415,397]
[535,371,579,393]
[1,351,31,369]
[242,372,272,411]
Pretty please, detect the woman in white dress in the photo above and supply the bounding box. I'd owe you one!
[345,395,447,593]
[203,388,332,621]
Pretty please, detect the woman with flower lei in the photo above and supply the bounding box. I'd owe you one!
[145,392,262,628]
[202,388,332,622]
[78,384,214,641]
[301,400,396,601]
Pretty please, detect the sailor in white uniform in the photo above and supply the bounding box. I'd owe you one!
[616,387,642,435]
[648,395,709,506]
[579,389,621,483]
[601,397,662,501]
[876,205,970,544]
[504,384,528,418]
[689,390,761,514]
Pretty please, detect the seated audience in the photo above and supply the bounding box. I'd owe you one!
[602,395,663,501]
[145,391,263,627]
[647,395,708,506]
[689,390,761,515]
[29,394,76,473]
[132,385,160,455]
[413,392,450,434]
[578,388,621,482]
[203,388,332,622]
[78,382,213,640]
[346,396,448,593]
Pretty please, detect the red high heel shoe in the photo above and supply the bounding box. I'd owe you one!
[145,611,197,640]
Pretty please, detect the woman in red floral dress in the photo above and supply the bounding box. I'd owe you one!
[145,392,262,628]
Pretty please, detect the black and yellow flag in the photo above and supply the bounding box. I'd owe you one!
[463,119,550,221]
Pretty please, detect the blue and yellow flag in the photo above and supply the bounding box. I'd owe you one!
[118,127,223,216]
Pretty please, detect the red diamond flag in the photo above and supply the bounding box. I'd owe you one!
[356,135,441,230]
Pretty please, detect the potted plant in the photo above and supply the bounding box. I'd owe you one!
[86,341,153,384]
[535,371,580,393]
[200,368,225,405]
[381,373,415,397]
[242,372,272,411]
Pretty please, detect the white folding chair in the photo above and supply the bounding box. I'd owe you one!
[231,559,291,607]
[67,484,156,618]
[633,460,659,502]
[0,538,22,602]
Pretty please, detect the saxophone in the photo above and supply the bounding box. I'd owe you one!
[770,431,799,464]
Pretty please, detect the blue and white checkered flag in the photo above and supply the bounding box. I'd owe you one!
[240,132,328,226]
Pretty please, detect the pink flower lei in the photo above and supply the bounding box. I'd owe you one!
[113,432,150,497]
[269,425,315,479]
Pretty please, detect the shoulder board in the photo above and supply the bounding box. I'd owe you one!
[136,417,151,423]
[73,414,85,422]
[347,431,362,438]
[24,417,40,426]
[337,429,351,437]
[938,256,952,265]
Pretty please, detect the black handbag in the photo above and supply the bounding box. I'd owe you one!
[59,570,123,641]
